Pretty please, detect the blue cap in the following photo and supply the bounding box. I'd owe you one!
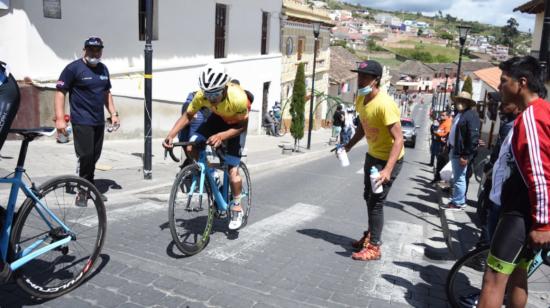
[84,37,104,49]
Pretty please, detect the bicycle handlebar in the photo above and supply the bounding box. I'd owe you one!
[163,141,227,163]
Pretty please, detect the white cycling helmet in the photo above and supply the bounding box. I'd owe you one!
[198,62,230,93]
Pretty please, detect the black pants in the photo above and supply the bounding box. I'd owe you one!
[73,124,104,184]
[363,153,403,245]
[434,148,449,182]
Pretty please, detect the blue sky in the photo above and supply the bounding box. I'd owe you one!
[349,0,536,32]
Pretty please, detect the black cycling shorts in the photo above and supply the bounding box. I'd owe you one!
[487,166,534,274]
[191,113,244,167]
[488,213,534,274]
[0,64,20,151]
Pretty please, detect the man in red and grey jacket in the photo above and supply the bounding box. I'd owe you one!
[478,56,550,308]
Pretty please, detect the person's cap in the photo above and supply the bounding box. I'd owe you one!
[451,91,476,105]
[351,60,383,77]
[84,37,104,49]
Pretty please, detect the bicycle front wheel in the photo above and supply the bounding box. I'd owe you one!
[446,245,488,308]
[11,175,106,298]
[169,164,215,256]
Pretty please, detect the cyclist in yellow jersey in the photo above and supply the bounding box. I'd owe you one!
[163,62,249,230]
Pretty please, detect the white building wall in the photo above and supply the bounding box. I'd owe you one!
[0,0,282,135]
[532,12,544,52]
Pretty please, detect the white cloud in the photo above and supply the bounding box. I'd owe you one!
[351,0,536,32]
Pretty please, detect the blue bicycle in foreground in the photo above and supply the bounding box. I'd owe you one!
[165,141,251,256]
[0,127,106,298]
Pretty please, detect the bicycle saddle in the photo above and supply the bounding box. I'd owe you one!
[9,127,56,140]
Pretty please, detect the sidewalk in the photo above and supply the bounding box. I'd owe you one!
[0,129,336,200]
[437,172,482,258]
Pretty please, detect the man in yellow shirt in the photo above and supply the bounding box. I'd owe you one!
[163,62,249,230]
[344,60,405,261]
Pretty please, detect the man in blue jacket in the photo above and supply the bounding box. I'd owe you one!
[441,91,480,210]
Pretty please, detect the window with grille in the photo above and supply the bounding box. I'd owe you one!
[261,12,269,55]
[297,38,305,60]
[215,4,227,59]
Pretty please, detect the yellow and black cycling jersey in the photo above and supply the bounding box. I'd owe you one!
[186,83,249,125]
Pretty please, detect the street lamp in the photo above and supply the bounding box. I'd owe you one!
[307,21,321,150]
[454,25,471,96]
[443,66,451,110]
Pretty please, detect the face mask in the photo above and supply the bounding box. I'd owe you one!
[86,57,101,65]
[358,85,373,96]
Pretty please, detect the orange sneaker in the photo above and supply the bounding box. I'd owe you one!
[351,243,381,261]
[351,231,370,250]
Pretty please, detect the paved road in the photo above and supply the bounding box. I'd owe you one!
[1,100,458,308]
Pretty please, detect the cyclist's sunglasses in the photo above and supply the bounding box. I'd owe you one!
[204,90,223,101]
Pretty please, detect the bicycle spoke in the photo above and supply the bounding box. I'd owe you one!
[12,176,105,298]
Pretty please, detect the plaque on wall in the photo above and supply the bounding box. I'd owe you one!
[43,0,61,19]
[286,37,294,56]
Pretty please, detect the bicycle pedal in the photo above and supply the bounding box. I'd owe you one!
[215,210,228,219]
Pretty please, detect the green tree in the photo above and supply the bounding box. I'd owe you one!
[462,75,473,94]
[500,17,520,49]
[438,10,443,19]
[438,31,454,41]
[290,63,306,150]
[367,38,385,52]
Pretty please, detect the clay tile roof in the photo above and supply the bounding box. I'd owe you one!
[454,61,495,73]
[329,46,362,83]
[514,0,545,14]
[426,63,458,74]
[473,66,502,91]
[398,60,434,77]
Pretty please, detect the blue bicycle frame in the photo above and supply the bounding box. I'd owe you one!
[194,150,231,212]
[0,166,73,272]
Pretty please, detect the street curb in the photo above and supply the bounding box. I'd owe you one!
[245,146,333,174]
[105,145,334,201]
[437,185,463,259]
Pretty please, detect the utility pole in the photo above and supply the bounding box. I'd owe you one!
[143,0,153,179]
[307,22,321,150]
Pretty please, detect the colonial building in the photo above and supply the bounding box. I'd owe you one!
[328,46,360,106]
[514,0,550,89]
[395,60,435,92]
[280,0,334,129]
[0,0,283,137]
[514,0,546,59]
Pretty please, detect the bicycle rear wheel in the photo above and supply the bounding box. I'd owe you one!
[229,162,252,229]
[168,164,214,256]
[11,175,106,298]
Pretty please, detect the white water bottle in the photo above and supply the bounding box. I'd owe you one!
[336,145,350,167]
[370,166,383,193]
